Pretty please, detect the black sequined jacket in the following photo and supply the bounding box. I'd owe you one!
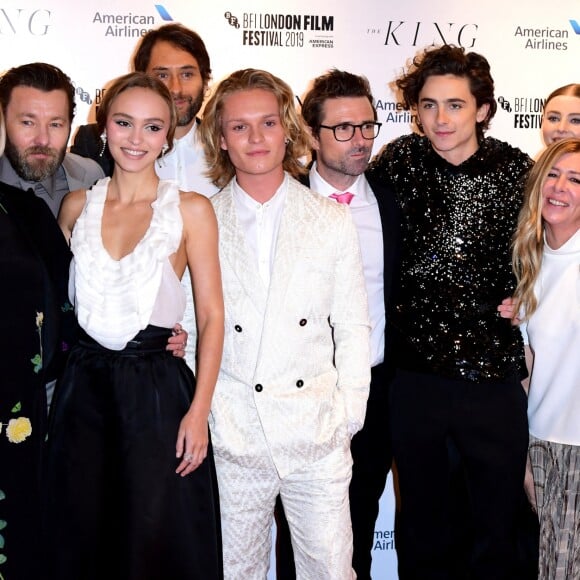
[367,133,533,382]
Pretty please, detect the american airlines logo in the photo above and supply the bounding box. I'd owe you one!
[569,19,580,34]
[154,5,173,21]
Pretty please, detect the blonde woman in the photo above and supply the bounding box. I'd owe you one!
[511,138,580,579]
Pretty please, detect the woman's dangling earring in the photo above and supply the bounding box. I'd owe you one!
[99,131,107,157]
[157,143,169,168]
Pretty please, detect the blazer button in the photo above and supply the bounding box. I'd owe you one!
[234,324,242,332]
[296,380,304,388]
[255,384,263,392]
[299,319,307,326]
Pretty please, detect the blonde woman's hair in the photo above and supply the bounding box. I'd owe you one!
[199,68,311,188]
[512,137,580,318]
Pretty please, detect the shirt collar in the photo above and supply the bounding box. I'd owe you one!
[173,120,200,146]
[232,173,289,209]
[309,161,370,203]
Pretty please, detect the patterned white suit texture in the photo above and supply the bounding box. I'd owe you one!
[210,175,371,579]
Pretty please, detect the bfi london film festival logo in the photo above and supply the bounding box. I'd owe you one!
[365,20,479,48]
[497,95,546,130]
[224,10,335,48]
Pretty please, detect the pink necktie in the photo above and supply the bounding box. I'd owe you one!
[329,192,354,205]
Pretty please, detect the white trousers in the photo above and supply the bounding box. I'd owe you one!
[215,434,355,580]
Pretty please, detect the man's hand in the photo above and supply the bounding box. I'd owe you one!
[167,323,188,358]
[497,297,521,325]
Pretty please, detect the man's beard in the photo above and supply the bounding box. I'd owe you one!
[175,90,204,127]
[321,145,372,177]
[4,138,66,182]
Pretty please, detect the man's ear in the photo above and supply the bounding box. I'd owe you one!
[476,103,490,124]
[308,125,320,152]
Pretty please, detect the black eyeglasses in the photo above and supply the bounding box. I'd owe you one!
[319,122,382,142]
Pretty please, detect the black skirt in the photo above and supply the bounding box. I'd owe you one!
[45,325,223,580]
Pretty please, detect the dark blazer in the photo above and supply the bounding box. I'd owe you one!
[0,181,78,380]
[71,123,114,177]
[0,181,79,579]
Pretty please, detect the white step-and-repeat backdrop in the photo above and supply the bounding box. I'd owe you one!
[1,1,577,577]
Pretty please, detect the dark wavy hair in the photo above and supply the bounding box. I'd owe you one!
[301,69,376,135]
[133,23,211,84]
[396,44,496,139]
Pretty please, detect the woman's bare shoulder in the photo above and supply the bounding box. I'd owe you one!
[179,191,215,216]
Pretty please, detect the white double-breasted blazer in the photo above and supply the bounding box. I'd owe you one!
[210,175,371,478]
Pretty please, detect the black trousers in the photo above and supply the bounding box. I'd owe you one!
[275,363,392,579]
[390,369,529,580]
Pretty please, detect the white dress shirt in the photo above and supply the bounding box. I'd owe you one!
[309,163,385,366]
[232,175,288,288]
[155,122,219,196]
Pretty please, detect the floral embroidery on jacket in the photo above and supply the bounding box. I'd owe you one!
[30,312,43,374]
[0,400,32,579]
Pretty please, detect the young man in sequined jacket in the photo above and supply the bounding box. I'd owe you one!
[367,45,534,580]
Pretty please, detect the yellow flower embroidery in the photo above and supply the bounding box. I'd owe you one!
[6,417,32,444]
[35,312,44,328]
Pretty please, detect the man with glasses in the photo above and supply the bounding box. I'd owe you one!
[275,69,400,580]
[319,120,382,141]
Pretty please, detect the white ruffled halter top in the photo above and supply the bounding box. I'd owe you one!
[70,177,185,350]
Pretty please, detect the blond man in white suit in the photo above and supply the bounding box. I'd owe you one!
[199,69,371,580]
